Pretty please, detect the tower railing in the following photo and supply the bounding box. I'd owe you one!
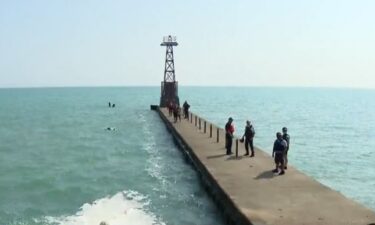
[163,36,177,43]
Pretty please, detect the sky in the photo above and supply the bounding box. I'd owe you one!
[0,0,374,88]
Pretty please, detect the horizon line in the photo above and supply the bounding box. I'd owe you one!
[0,84,374,90]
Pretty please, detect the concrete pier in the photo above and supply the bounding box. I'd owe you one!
[155,107,375,225]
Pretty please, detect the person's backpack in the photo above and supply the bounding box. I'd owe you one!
[251,126,255,136]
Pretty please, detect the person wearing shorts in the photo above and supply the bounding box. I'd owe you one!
[272,132,287,175]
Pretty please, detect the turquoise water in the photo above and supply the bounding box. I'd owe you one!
[0,87,374,225]
[0,87,225,225]
[180,87,375,210]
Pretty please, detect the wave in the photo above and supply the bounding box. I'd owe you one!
[40,190,165,225]
[138,113,166,184]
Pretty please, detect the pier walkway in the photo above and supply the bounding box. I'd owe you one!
[156,107,375,225]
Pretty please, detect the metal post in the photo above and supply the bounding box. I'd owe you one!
[204,121,206,133]
[210,124,212,137]
[217,128,219,143]
[199,118,201,129]
[190,113,192,123]
[195,116,197,126]
[236,139,239,158]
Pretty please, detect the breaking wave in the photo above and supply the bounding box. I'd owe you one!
[41,190,165,225]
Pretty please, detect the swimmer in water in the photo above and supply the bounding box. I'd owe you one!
[106,127,116,131]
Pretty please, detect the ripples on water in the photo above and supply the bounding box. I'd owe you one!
[180,87,375,211]
[0,87,225,225]
[0,87,374,225]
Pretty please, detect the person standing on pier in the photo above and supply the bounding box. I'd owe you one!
[225,117,234,155]
[282,127,290,169]
[177,106,182,122]
[182,101,190,119]
[241,120,255,157]
[173,105,177,122]
[272,132,287,175]
[168,101,174,116]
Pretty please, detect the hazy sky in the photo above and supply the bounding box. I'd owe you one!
[0,0,374,88]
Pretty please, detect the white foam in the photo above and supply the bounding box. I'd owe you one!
[42,191,165,225]
[139,113,167,184]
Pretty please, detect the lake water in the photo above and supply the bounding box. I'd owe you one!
[0,87,374,225]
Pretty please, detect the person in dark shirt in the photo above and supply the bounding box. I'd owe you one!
[182,101,190,119]
[225,117,234,155]
[177,106,181,122]
[173,105,179,122]
[241,120,255,157]
[168,101,173,116]
[282,127,290,169]
[272,132,287,175]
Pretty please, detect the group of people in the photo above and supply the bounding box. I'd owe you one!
[105,102,116,131]
[166,101,291,176]
[225,118,256,156]
[225,117,290,176]
[108,102,115,108]
[167,101,181,122]
[167,101,190,122]
[272,127,290,175]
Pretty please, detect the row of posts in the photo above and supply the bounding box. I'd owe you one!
[189,112,239,157]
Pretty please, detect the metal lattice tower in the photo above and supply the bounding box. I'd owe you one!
[160,35,180,107]
[161,35,178,82]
